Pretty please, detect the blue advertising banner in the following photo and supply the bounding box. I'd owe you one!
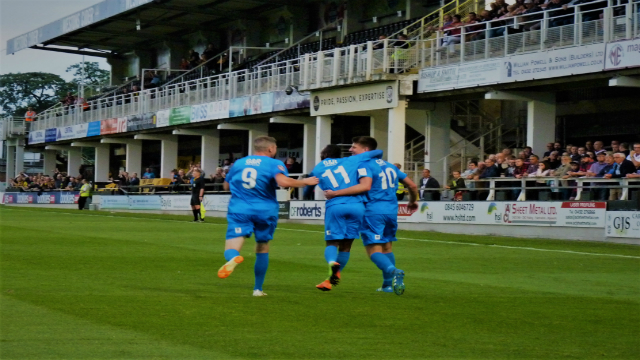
[7,0,154,54]
[229,97,251,117]
[45,128,57,142]
[87,121,101,136]
[272,90,310,111]
[2,192,79,204]
[28,130,45,144]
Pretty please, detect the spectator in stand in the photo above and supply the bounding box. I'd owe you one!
[129,173,140,186]
[180,58,190,70]
[529,161,551,187]
[169,169,182,192]
[627,142,640,168]
[142,168,155,179]
[146,71,161,88]
[495,152,508,176]
[222,159,232,172]
[62,92,76,114]
[188,49,200,69]
[117,170,129,186]
[604,153,637,200]
[504,156,517,177]
[526,155,540,175]
[461,161,479,189]
[210,167,226,190]
[543,143,554,158]
[476,158,500,199]
[54,174,64,189]
[444,170,466,201]
[546,151,561,169]
[285,157,302,174]
[542,0,573,28]
[619,142,631,157]
[65,177,78,190]
[570,146,580,162]
[585,141,594,153]
[593,141,606,155]
[564,161,582,199]
[437,15,464,53]
[611,140,620,153]
[419,169,441,201]
[552,155,573,200]
[202,44,216,60]
[553,142,563,152]
[587,153,611,201]
[578,146,587,158]
[372,35,387,50]
[502,148,513,157]
[565,144,574,156]
[25,107,36,122]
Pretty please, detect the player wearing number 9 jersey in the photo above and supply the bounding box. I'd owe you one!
[327,136,419,295]
[218,136,318,297]
[309,145,383,291]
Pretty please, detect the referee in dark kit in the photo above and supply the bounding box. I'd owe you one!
[190,169,205,222]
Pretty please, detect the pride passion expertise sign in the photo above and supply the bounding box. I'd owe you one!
[310,81,398,116]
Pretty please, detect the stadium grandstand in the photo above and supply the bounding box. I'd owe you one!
[1,0,640,241]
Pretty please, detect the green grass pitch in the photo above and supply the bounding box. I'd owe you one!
[1,206,639,359]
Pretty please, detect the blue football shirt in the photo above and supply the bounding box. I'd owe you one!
[364,159,407,215]
[310,150,382,208]
[226,156,288,216]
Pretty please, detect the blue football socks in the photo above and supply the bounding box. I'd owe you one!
[224,249,240,261]
[337,251,351,271]
[254,253,269,291]
[370,252,396,275]
[382,252,396,287]
[324,245,338,264]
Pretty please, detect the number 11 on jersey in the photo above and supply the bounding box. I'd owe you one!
[322,166,351,188]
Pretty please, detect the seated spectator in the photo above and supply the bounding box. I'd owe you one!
[129,173,140,186]
[372,35,387,50]
[610,140,620,153]
[437,15,464,53]
[570,146,580,162]
[419,169,441,200]
[142,168,156,179]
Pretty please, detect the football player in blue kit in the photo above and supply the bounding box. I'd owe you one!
[218,136,319,296]
[310,144,383,291]
[325,136,418,295]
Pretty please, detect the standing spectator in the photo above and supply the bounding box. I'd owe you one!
[604,153,637,200]
[585,141,594,153]
[593,141,606,155]
[285,157,302,174]
[610,140,620,153]
[627,142,640,168]
[619,143,631,157]
[588,153,613,201]
[188,49,200,68]
[543,143,554,158]
[210,167,226,190]
[419,169,441,200]
[553,142,563,152]
[54,174,64,189]
[142,168,155,179]
[551,155,573,200]
[78,179,92,210]
[445,170,466,201]
[180,58,190,70]
[24,107,36,122]
[202,44,216,60]
[526,155,540,175]
[587,152,608,177]
[546,151,561,169]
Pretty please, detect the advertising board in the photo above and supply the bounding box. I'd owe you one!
[87,121,101,136]
[310,81,398,116]
[45,128,57,142]
[169,106,192,125]
[2,192,79,204]
[604,39,640,70]
[28,130,45,144]
[100,118,119,135]
[605,211,640,238]
[289,201,325,220]
[156,109,170,128]
[56,126,76,141]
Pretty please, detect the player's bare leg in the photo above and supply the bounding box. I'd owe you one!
[218,236,245,279]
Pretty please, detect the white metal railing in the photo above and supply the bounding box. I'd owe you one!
[25,1,639,134]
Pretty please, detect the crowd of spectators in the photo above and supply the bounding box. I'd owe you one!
[433,0,615,53]
[436,140,640,201]
[7,168,86,192]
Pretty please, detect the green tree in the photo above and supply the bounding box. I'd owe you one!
[0,72,74,117]
[66,61,111,87]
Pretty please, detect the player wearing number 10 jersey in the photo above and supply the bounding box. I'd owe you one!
[219,136,318,296]
[327,136,419,295]
[309,145,383,291]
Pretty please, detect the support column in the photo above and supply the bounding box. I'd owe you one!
[486,91,556,155]
[172,129,220,174]
[42,150,57,176]
[387,97,407,165]
[424,102,451,184]
[71,142,110,182]
[15,145,24,176]
[67,148,82,178]
[315,116,332,200]
[527,98,556,156]
[6,146,15,180]
[369,110,389,159]
[134,135,178,178]
[270,116,316,174]
[101,139,143,176]
[217,123,269,156]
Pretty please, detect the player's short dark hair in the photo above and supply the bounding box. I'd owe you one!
[352,136,377,150]
[321,145,341,160]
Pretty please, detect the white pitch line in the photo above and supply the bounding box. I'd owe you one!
[3,207,639,260]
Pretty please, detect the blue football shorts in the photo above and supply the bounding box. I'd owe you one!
[360,214,398,246]
[324,203,365,241]
[226,213,278,242]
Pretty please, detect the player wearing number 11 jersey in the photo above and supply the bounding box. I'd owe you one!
[309,145,383,291]
[219,136,318,296]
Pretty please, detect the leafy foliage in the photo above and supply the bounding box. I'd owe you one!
[66,61,110,86]
[0,72,74,117]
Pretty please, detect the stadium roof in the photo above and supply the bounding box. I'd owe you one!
[6,0,304,58]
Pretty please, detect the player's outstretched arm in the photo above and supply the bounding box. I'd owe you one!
[401,177,419,211]
[275,173,319,188]
[353,149,383,160]
[324,177,372,199]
